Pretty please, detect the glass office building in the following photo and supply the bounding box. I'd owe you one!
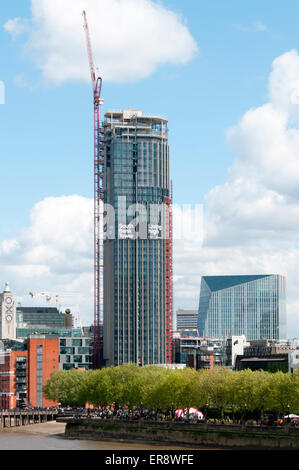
[17,307,67,328]
[198,275,286,340]
[103,110,172,366]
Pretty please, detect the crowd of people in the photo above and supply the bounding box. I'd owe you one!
[57,406,299,427]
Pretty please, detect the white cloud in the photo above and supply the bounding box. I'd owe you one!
[3,48,299,336]
[4,17,31,39]
[235,20,269,33]
[173,50,299,337]
[4,0,198,84]
[0,195,94,324]
[269,49,299,120]
[252,21,269,32]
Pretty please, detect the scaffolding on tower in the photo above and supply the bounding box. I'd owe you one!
[82,10,104,369]
[165,181,173,364]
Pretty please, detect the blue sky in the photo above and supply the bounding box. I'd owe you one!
[2,0,299,334]
[1,0,296,232]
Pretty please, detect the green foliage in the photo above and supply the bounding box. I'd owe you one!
[43,364,299,416]
[43,369,86,406]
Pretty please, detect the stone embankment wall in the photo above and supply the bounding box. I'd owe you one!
[63,419,299,449]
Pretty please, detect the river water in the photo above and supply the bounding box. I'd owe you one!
[0,422,207,450]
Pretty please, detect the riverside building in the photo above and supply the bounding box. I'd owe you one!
[198,275,286,340]
[103,110,173,366]
[0,336,59,409]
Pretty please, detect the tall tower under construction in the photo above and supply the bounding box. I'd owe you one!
[103,109,173,367]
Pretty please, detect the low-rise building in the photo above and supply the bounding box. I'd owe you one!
[59,336,93,370]
[172,333,229,369]
[234,339,299,373]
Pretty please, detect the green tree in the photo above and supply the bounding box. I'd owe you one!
[43,369,86,406]
[106,363,145,410]
[77,369,111,408]
[202,368,233,418]
[268,371,299,416]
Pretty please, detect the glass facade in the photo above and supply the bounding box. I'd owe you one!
[59,337,93,370]
[103,110,171,366]
[17,327,83,338]
[16,307,65,327]
[198,275,286,340]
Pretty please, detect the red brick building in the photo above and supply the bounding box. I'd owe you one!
[0,337,59,409]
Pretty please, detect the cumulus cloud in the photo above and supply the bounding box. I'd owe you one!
[3,47,299,336]
[0,195,94,324]
[173,50,299,337]
[269,49,299,119]
[4,0,198,84]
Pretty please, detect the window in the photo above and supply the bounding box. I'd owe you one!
[74,356,83,363]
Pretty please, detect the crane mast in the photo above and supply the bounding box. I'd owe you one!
[82,10,104,369]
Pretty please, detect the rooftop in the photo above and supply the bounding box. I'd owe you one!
[202,275,273,292]
[104,109,168,124]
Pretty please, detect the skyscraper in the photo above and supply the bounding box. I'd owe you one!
[103,110,172,366]
[198,275,286,340]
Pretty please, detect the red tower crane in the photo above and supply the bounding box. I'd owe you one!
[82,10,104,369]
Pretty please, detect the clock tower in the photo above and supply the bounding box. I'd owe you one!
[0,282,16,340]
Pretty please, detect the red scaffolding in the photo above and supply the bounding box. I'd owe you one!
[165,189,173,364]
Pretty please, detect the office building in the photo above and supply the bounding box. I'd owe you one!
[17,307,73,329]
[176,309,198,337]
[172,333,228,369]
[103,109,172,366]
[59,336,93,370]
[198,275,286,340]
[235,338,299,373]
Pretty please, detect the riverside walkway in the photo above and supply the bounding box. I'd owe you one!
[57,414,299,434]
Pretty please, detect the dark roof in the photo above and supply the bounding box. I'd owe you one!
[239,355,288,362]
[202,275,271,292]
[16,307,60,314]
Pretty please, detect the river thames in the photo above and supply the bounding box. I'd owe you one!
[0,422,207,450]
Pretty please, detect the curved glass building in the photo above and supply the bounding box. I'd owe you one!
[198,275,286,340]
[103,110,172,366]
